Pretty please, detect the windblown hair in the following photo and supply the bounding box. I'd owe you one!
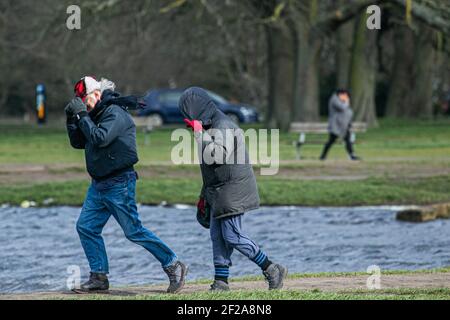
[99,78,116,93]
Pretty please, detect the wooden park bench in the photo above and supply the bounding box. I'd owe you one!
[289,122,367,160]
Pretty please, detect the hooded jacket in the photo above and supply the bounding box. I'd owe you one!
[66,90,139,180]
[328,93,354,138]
[179,87,260,219]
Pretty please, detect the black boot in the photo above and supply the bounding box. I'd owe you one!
[321,135,337,160]
[263,264,288,290]
[320,146,330,160]
[163,261,188,293]
[210,280,230,291]
[72,272,109,294]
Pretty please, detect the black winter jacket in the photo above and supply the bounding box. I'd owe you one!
[66,91,139,180]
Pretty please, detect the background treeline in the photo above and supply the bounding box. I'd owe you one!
[0,0,449,129]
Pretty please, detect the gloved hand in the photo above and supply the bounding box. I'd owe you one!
[65,97,87,117]
[137,97,147,109]
[184,118,203,132]
[196,197,210,229]
[197,197,206,214]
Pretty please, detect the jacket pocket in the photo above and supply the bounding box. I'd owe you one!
[108,152,117,168]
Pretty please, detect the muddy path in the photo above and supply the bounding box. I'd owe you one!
[1,161,450,185]
[3,273,450,300]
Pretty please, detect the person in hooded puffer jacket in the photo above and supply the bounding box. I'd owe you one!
[179,87,287,291]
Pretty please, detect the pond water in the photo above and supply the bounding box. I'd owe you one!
[0,205,449,293]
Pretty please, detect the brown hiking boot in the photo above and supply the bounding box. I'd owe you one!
[163,261,188,293]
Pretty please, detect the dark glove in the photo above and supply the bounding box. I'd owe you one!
[196,197,210,229]
[65,97,87,117]
[137,97,147,109]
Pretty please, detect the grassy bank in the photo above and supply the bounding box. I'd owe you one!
[4,268,449,300]
[1,119,450,207]
[1,175,450,207]
[42,268,450,300]
[58,288,450,300]
[1,119,450,165]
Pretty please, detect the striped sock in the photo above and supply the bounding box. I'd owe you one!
[252,250,271,270]
[214,265,229,283]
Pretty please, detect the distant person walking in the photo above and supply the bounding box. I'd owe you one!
[64,76,187,294]
[320,89,360,161]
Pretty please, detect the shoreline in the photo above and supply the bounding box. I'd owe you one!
[1,174,450,208]
[0,203,417,209]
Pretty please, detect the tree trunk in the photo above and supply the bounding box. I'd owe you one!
[0,45,7,113]
[293,29,321,121]
[386,24,437,118]
[336,18,355,88]
[386,24,415,117]
[265,24,296,131]
[0,2,6,113]
[349,12,379,127]
[292,13,321,122]
[409,26,436,118]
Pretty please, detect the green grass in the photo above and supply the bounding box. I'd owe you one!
[184,267,450,285]
[1,119,450,206]
[1,175,449,207]
[55,288,450,300]
[226,267,450,281]
[48,268,450,300]
[1,119,450,165]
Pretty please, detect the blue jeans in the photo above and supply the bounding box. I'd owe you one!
[76,172,178,274]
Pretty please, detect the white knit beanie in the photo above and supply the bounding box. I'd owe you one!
[84,76,116,95]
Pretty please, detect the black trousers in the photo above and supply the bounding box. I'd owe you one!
[320,131,354,159]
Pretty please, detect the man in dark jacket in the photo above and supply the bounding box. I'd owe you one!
[320,89,360,161]
[65,76,187,294]
[179,87,287,291]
